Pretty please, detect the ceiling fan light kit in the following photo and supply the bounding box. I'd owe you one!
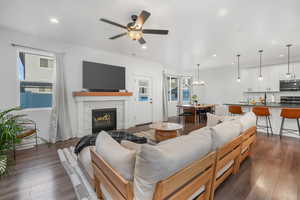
[100,10,169,47]
[128,30,143,40]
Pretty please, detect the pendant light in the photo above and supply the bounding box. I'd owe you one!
[286,44,292,79]
[236,54,241,82]
[258,50,263,81]
[192,64,206,86]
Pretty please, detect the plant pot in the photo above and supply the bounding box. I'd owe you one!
[0,155,7,175]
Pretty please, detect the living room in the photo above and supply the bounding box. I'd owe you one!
[1,1,300,200]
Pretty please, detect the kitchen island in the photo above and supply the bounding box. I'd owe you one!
[224,103,300,138]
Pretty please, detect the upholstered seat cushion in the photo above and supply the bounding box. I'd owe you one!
[134,130,213,200]
[210,120,242,149]
[239,112,256,132]
[189,126,212,135]
[121,140,142,153]
[100,184,113,200]
[216,160,234,178]
[206,113,224,127]
[206,113,241,127]
[77,146,95,181]
[96,131,136,181]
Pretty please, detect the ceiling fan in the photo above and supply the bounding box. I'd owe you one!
[100,10,169,45]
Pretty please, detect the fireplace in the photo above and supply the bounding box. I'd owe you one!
[92,108,117,133]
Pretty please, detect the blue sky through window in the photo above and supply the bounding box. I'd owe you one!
[17,56,25,80]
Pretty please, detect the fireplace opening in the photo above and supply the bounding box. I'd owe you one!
[92,108,117,133]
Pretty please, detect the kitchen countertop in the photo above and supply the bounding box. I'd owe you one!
[224,103,300,108]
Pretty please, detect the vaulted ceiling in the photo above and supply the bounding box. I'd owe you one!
[1,0,300,72]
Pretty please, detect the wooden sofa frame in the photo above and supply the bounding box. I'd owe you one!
[210,126,257,200]
[90,126,256,200]
[240,126,257,163]
[91,148,216,200]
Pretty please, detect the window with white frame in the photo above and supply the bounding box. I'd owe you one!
[167,76,179,101]
[18,50,55,109]
[181,77,192,103]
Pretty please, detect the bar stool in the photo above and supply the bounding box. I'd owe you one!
[228,105,243,115]
[178,112,193,124]
[279,108,300,138]
[252,106,273,136]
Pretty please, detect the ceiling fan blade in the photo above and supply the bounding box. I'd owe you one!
[109,32,127,40]
[100,18,127,29]
[138,37,146,45]
[142,29,169,35]
[134,10,151,28]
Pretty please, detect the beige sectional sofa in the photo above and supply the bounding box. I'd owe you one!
[83,112,257,200]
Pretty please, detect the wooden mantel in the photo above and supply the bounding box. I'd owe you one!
[73,91,133,97]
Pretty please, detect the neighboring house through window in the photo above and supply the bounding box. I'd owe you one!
[18,50,55,109]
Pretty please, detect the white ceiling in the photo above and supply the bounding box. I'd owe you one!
[1,0,300,72]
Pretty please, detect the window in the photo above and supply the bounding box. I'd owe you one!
[182,77,192,103]
[168,76,179,101]
[18,51,55,109]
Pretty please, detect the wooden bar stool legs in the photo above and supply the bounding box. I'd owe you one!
[252,106,273,136]
[279,108,300,138]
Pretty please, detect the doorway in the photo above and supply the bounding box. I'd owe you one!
[134,75,153,125]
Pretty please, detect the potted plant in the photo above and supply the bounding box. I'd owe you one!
[0,107,25,176]
[191,95,198,105]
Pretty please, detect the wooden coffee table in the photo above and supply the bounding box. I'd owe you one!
[149,122,183,142]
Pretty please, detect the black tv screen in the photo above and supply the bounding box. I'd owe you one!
[83,61,125,91]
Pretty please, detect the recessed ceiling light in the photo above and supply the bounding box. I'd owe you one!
[218,8,228,17]
[213,54,217,57]
[141,45,147,49]
[279,54,284,57]
[50,18,59,24]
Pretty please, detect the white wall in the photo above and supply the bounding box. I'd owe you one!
[192,62,300,104]
[0,27,164,141]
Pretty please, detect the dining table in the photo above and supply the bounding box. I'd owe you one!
[176,104,215,123]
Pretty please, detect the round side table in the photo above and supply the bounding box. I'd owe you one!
[149,122,183,142]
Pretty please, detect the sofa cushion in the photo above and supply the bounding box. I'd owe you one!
[239,112,256,132]
[210,120,242,149]
[216,160,234,178]
[188,185,205,200]
[78,146,95,181]
[100,184,113,200]
[134,131,213,200]
[189,126,212,136]
[96,131,136,181]
[206,113,240,127]
[121,140,142,153]
[206,113,224,127]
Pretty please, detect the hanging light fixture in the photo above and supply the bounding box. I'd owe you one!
[286,44,292,79]
[236,54,241,82]
[258,50,263,81]
[192,64,206,86]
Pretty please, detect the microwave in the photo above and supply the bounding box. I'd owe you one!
[280,79,300,91]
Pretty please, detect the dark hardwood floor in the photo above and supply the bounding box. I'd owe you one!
[0,118,299,200]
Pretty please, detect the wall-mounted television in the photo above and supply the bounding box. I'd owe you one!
[83,61,126,92]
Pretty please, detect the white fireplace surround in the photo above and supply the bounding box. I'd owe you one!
[74,95,131,137]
